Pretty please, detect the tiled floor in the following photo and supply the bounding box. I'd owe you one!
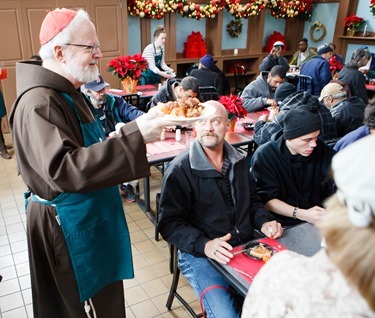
[0,133,200,318]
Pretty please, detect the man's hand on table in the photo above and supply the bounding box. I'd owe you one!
[205,233,234,264]
[260,221,283,239]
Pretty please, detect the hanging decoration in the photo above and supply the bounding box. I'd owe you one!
[309,21,327,43]
[263,31,286,53]
[227,19,243,38]
[128,0,315,20]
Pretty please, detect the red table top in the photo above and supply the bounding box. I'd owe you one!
[366,83,375,91]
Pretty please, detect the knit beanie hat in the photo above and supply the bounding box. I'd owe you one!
[274,82,296,102]
[40,8,77,46]
[283,106,321,140]
[317,43,333,55]
[333,134,375,227]
[200,54,215,68]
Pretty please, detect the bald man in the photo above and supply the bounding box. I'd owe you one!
[158,101,283,317]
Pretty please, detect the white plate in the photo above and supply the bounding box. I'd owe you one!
[155,103,216,123]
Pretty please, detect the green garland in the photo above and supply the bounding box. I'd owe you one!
[227,19,243,38]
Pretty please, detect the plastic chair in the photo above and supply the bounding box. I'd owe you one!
[296,74,315,95]
[122,93,142,110]
[166,244,204,318]
[199,86,220,102]
[233,65,250,95]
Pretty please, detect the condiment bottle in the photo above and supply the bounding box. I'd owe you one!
[175,129,181,141]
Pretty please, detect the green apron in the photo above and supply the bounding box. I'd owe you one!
[30,93,134,302]
[140,43,163,85]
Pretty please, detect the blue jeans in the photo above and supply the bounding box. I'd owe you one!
[178,251,242,318]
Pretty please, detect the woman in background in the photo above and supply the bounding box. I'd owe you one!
[242,134,375,317]
[141,26,175,85]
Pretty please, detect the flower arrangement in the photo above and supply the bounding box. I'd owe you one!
[107,53,148,81]
[344,15,365,33]
[329,55,343,77]
[218,94,247,120]
[371,0,375,18]
[128,0,314,20]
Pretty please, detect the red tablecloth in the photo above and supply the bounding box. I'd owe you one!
[146,138,186,155]
[227,238,287,283]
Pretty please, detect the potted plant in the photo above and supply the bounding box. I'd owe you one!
[343,15,365,37]
[218,94,247,132]
[107,53,148,93]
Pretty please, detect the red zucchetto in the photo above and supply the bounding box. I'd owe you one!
[39,8,77,46]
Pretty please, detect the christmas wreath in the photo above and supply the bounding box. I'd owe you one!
[227,19,243,38]
[309,21,326,43]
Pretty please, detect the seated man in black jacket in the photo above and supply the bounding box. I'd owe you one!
[319,82,366,137]
[158,101,283,318]
[252,106,336,227]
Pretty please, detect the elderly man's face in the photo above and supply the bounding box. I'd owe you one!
[195,104,228,149]
[88,87,108,107]
[286,130,320,157]
[63,19,102,84]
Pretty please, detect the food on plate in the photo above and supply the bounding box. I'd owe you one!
[158,98,204,118]
[249,243,273,261]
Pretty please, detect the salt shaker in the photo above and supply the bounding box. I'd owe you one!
[160,128,166,141]
[175,129,181,141]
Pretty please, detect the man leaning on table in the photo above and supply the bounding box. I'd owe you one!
[241,65,287,113]
[158,100,283,318]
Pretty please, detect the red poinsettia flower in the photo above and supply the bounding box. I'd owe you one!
[329,55,343,75]
[107,53,148,80]
[343,15,365,30]
[219,94,247,120]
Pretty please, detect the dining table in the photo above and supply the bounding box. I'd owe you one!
[208,222,322,297]
[108,84,159,109]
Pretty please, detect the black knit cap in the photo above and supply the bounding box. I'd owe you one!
[283,106,321,140]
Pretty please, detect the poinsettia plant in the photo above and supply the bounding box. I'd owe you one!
[344,15,365,31]
[219,94,247,120]
[371,0,375,17]
[329,55,343,76]
[107,53,148,81]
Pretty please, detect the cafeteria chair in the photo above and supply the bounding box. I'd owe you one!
[166,244,204,318]
[122,93,142,110]
[233,64,250,95]
[199,86,220,102]
[296,74,314,95]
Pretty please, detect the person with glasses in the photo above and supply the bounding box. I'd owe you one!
[9,8,175,318]
[158,101,283,318]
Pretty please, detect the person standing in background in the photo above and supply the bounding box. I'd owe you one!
[0,68,11,159]
[141,25,175,85]
[9,8,175,318]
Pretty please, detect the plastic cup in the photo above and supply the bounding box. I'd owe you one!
[0,68,8,80]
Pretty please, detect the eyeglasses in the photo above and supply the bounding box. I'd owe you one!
[64,43,100,54]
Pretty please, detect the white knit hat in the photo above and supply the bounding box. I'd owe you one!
[332,134,375,227]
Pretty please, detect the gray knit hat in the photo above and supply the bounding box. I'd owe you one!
[283,106,321,140]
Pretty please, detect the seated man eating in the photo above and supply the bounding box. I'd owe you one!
[251,106,336,227]
[158,100,283,318]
